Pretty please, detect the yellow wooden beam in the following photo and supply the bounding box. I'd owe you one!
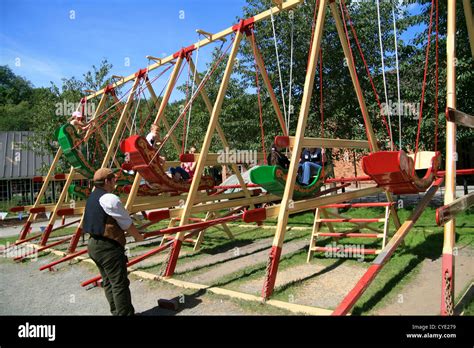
[84,0,304,101]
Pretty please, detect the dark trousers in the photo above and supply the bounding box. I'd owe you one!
[87,237,134,316]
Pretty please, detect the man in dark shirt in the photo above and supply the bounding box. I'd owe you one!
[83,168,144,315]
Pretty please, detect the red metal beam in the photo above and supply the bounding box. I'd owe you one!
[13,237,71,262]
[324,176,372,183]
[143,214,242,238]
[437,168,474,176]
[39,249,88,271]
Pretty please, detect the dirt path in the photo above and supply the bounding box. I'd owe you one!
[374,247,474,315]
[186,239,309,285]
[0,255,286,315]
[236,260,368,309]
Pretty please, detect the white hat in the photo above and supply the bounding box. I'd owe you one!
[72,111,82,118]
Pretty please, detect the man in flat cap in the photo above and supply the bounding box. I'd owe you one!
[83,168,144,315]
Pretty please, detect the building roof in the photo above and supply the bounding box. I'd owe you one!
[0,132,53,180]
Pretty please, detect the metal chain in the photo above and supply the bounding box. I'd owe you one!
[444,271,454,315]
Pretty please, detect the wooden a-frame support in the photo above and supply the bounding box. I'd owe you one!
[258,0,401,299]
[15,0,303,262]
[67,76,144,252]
[159,1,298,276]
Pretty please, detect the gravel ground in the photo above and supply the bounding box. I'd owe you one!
[0,218,78,238]
[185,239,309,285]
[236,260,368,309]
[0,254,272,316]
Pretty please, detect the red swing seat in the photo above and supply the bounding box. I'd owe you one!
[120,135,214,194]
[362,150,441,194]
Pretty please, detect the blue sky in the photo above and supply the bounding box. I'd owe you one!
[1,0,424,101]
[0,0,247,97]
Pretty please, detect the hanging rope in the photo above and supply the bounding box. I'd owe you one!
[413,0,436,172]
[319,49,325,174]
[339,1,375,151]
[392,4,402,150]
[184,34,201,152]
[307,0,320,69]
[130,77,146,136]
[340,0,393,150]
[71,81,137,150]
[376,0,395,150]
[269,1,288,128]
[149,36,235,164]
[287,10,295,133]
[251,30,267,164]
[138,64,175,134]
[181,60,192,154]
[434,0,440,153]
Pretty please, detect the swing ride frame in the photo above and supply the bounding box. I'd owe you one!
[6,0,473,317]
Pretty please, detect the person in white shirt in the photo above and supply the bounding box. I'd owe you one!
[83,168,144,316]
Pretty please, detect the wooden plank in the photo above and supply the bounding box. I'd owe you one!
[330,2,379,152]
[20,149,63,239]
[145,79,181,152]
[436,192,474,226]
[446,107,474,128]
[188,57,255,209]
[265,186,383,219]
[154,276,332,315]
[442,0,457,316]
[168,31,245,267]
[262,0,329,299]
[247,35,287,135]
[84,0,305,101]
[287,136,370,149]
[152,56,184,126]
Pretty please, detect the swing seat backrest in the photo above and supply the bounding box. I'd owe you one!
[120,135,214,193]
[361,150,440,194]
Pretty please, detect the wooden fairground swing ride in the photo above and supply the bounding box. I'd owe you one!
[4,0,473,316]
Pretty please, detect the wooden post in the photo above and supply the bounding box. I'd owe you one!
[331,1,401,229]
[441,0,457,316]
[152,56,184,126]
[37,93,109,246]
[262,0,329,299]
[162,30,244,277]
[67,79,141,253]
[145,78,181,152]
[18,148,62,240]
[102,77,142,164]
[463,0,474,60]
[123,60,184,216]
[83,0,304,102]
[246,35,288,136]
[187,58,254,208]
[330,2,378,152]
